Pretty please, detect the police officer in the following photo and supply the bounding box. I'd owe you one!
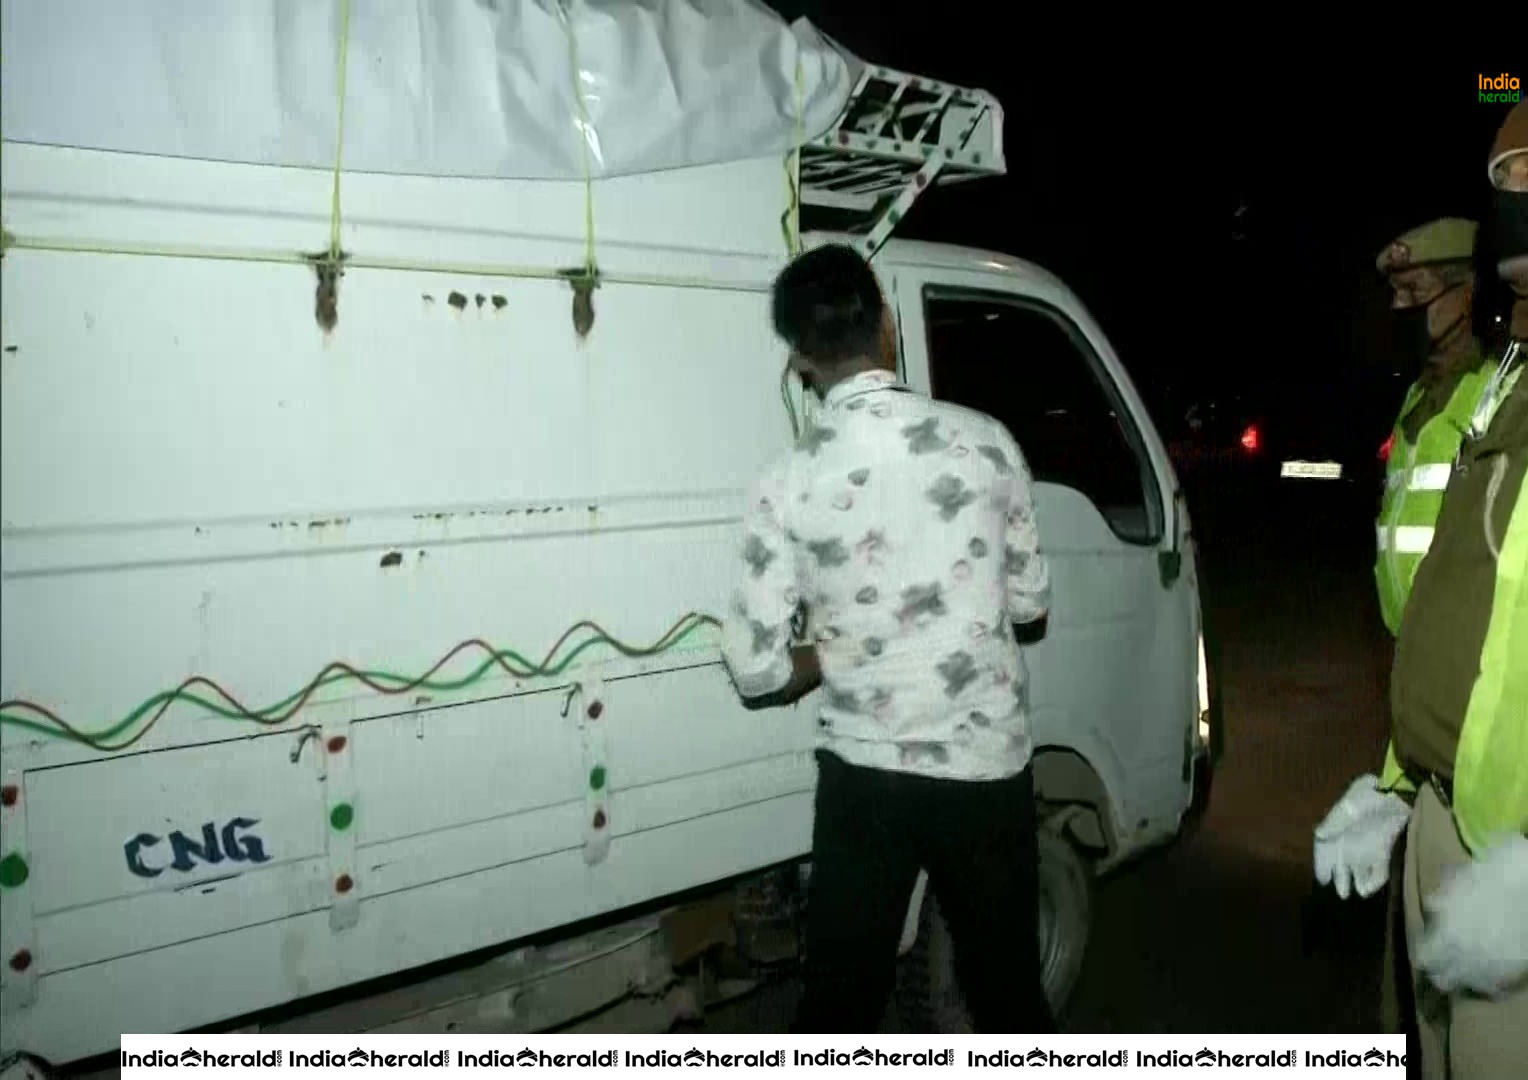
[1373,218,1495,639]
[1314,101,1528,1079]
[1323,219,1499,1045]
[1315,222,1497,902]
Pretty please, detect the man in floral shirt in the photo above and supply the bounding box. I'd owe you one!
[722,244,1053,1032]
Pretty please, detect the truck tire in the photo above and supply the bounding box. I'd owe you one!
[892,827,1091,1031]
[1035,825,1091,1016]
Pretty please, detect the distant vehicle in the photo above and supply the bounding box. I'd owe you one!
[1155,380,1389,510]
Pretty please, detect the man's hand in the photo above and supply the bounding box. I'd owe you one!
[739,645,820,711]
[1313,773,1411,899]
[1417,834,1528,997]
[782,644,821,700]
[1012,613,1049,646]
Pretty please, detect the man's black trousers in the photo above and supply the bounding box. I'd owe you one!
[795,750,1056,1033]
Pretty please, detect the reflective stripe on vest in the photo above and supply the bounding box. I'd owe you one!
[1374,361,1498,637]
[1408,463,1453,492]
[1377,524,1435,555]
[1389,462,1452,492]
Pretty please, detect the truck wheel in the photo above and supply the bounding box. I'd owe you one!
[891,828,1091,1031]
[1036,826,1091,1016]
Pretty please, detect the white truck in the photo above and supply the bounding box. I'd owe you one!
[0,0,1217,1061]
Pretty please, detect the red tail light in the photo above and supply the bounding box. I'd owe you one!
[1378,433,1395,462]
[1239,424,1262,453]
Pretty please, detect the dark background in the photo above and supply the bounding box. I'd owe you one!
[762,8,1517,439]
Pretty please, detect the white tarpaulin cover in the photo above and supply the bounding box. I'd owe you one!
[0,0,857,180]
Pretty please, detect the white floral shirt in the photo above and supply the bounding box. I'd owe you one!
[722,368,1050,780]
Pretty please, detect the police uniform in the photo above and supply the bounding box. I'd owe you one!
[1373,218,1496,639]
[1315,101,1528,1080]
[1387,104,1528,1079]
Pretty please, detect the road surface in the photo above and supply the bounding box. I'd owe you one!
[1062,480,1392,1032]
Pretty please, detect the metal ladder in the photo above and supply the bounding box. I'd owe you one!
[799,63,1006,259]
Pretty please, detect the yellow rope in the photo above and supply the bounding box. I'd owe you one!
[781,365,801,440]
[328,0,351,261]
[0,44,9,259]
[328,0,351,259]
[562,1,597,278]
[780,54,804,257]
[779,53,806,439]
[0,235,768,293]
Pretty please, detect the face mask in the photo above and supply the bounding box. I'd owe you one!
[1394,283,1468,371]
[1495,190,1528,339]
[1494,188,1528,266]
[1393,304,1433,373]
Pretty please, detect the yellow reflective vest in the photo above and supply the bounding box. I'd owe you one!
[1381,358,1528,852]
[1374,362,1495,635]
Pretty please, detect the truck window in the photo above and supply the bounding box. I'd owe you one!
[923,289,1163,545]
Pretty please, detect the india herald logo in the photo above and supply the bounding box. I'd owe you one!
[123,818,271,878]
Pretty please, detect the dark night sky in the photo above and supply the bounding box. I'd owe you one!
[765,6,1519,431]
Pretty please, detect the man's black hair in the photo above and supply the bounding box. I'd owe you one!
[770,244,885,367]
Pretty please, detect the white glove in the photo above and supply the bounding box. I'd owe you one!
[1416,833,1528,998]
[1313,773,1411,899]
